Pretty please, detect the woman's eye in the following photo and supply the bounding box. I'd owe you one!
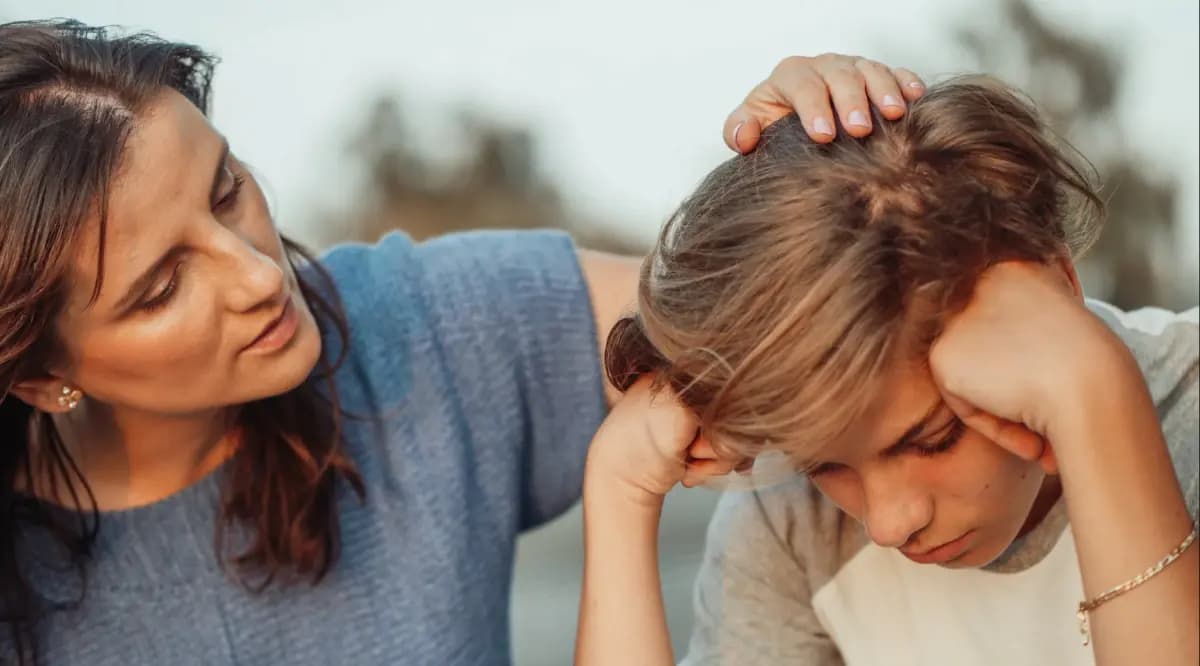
[140,265,182,312]
[214,168,245,212]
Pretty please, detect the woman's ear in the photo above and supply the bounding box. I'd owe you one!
[9,375,83,413]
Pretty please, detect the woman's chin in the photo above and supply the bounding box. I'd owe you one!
[241,310,324,400]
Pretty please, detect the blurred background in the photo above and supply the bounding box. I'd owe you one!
[7,1,1197,663]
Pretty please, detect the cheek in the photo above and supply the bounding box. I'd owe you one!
[926,432,1044,517]
[72,294,225,400]
[810,472,865,520]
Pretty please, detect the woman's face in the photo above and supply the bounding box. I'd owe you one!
[805,361,1054,568]
[45,89,322,416]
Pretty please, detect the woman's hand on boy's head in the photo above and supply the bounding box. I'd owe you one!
[584,377,739,507]
[724,53,926,153]
[929,261,1138,466]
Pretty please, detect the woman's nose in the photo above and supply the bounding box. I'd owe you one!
[216,230,286,311]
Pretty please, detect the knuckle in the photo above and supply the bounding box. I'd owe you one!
[774,55,812,74]
[827,62,864,83]
[791,68,826,89]
[858,58,888,74]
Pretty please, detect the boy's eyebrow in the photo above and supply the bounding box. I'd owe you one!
[878,400,946,458]
[797,400,948,472]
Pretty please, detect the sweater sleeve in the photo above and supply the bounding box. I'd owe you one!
[409,230,607,529]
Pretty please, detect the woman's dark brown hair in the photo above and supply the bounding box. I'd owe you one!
[606,75,1105,467]
[0,20,363,663]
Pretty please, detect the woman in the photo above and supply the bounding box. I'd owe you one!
[577,77,1198,666]
[0,18,926,666]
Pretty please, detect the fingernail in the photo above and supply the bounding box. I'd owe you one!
[847,110,870,128]
[907,81,925,90]
[732,121,745,152]
[813,117,834,136]
[882,94,903,109]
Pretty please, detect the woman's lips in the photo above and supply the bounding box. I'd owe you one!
[901,530,975,565]
[243,298,299,354]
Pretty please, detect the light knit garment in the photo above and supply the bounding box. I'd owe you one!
[682,302,1198,666]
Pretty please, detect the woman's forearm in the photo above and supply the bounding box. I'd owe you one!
[1053,346,1198,666]
[575,472,675,666]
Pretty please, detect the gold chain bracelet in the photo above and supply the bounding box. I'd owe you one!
[1076,521,1198,646]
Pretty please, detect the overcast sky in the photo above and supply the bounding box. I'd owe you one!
[6,1,1197,277]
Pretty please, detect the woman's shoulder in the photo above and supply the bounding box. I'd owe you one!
[317,232,419,319]
[306,234,423,411]
[315,228,586,339]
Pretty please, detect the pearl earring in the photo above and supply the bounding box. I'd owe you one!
[57,385,83,410]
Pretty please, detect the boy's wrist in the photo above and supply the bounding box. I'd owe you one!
[584,455,667,512]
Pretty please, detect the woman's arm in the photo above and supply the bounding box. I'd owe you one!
[931,262,1198,666]
[577,250,641,406]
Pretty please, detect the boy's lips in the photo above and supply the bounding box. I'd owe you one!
[901,530,975,565]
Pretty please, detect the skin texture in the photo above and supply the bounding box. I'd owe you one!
[577,261,1197,666]
[806,360,1051,569]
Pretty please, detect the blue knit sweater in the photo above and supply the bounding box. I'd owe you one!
[12,230,607,665]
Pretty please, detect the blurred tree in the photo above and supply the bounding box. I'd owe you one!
[957,0,1194,309]
[325,0,1195,310]
[317,94,644,255]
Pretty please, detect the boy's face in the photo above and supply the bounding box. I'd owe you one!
[804,362,1059,568]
